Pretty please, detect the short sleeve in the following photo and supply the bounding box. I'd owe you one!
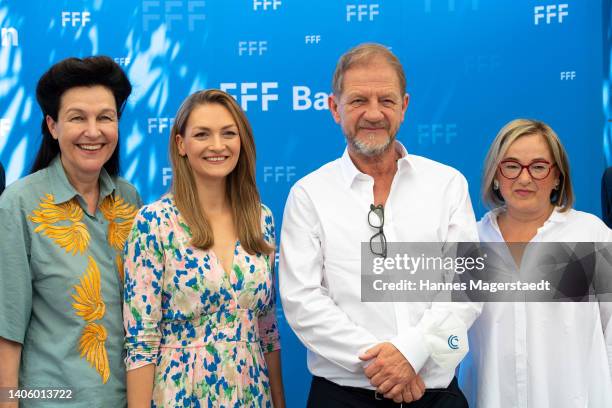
[0,206,32,344]
[258,204,281,352]
[123,206,165,370]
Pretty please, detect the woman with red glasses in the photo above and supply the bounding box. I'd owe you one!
[460,119,612,407]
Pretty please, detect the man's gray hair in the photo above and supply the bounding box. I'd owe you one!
[332,43,406,96]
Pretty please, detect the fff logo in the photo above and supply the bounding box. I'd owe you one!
[220,82,279,111]
[263,166,296,183]
[534,4,568,25]
[346,4,380,22]
[253,0,281,11]
[61,12,91,27]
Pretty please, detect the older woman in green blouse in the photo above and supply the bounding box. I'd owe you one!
[0,56,140,407]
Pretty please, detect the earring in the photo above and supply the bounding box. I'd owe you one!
[554,180,560,190]
[493,179,499,190]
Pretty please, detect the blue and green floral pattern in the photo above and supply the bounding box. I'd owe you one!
[123,194,280,407]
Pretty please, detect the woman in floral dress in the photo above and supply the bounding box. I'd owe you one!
[123,89,285,407]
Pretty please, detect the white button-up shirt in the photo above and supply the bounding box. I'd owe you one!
[460,207,612,408]
[279,142,482,389]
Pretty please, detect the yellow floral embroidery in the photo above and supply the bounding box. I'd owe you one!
[72,256,106,322]
[72,257,109,383]
[99,194,138,250]
[29,194,90,255]
[78,322,110,384]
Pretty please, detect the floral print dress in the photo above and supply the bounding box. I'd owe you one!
[123,194,280,408]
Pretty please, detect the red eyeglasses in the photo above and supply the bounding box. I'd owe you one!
[498,159,556,180]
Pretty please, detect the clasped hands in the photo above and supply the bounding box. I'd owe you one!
[360,342,425,404]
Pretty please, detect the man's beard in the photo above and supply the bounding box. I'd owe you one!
[348,130,395,157]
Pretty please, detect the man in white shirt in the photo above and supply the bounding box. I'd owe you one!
[279,43,482,407]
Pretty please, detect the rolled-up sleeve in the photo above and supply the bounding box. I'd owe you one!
[123,207,164,370]
[0,206,32,344]
[258,302,281,353]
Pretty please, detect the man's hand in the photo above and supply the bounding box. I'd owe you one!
[360,342,417,401]
[401,375,426,403]
[376,374,426,403]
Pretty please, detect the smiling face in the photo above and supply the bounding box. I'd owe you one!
[46,85,118,181]
[496,133,560,217]
[176,103,241,183]
[329,57,408,157]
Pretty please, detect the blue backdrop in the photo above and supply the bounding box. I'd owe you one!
[0,1,610,406]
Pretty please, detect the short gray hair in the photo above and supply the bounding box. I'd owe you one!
[332,43,406,96]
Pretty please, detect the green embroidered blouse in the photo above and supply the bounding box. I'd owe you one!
[0,156,141,407]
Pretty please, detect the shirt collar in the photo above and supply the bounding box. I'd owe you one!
[545,207,570,224]
[481,207,503,233]
[483,205,568,231]
[48,155,116,205]
[339,140,413,188]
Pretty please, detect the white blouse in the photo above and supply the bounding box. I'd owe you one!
[460,207,612,408]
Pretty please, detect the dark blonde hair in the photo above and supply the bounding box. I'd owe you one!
[169,89,273,254]
[482,119,574,211]
[332,43,406,96]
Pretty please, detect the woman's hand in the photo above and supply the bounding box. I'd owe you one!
[264,350,286,408]
[0,337,21,408]
[126,364,155,408]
